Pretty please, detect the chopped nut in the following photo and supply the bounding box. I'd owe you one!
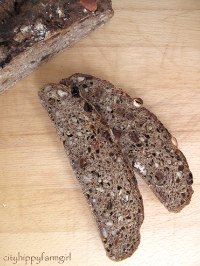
[34,22,47,38]
[106,88,112,93]
[83,176,92,182]
[110,192,115,197]
[167,159,171,165]
[124,195,129,201]
[155,162,159,168]
[71,117,77,123]
[56,7,64,18]
[57,90,68,98]
[84,115,89,121]
[104,212,110,218]
[102,227,108,238]
[139,137,145,142]
[106,221,113,227]
[77,76,85,82]
[117,157,122,163]
[134,162,147,175]
[111,230,117,236]
[118,216,123,222]
[133,98,143,108]
[176,172,182,178]
[14,32,25,42]
[119,189,123,196]
[106,106,112,112]
[77,132,82,137]
[96,187,104,193]
[113,96,118,104]
[20,25,32,33]
[43,86,52,93]
[171,136,178,147]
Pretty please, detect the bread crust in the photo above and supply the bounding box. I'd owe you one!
[0,0,113,93]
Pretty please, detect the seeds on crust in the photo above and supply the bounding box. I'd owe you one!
[133,98,143,108]
[171,136,178,148]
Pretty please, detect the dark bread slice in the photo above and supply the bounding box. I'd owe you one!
[38,83,144,261]
[61,74,194,212]
[0,0,113,93]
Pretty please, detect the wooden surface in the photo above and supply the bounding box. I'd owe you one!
[0,1,200,265]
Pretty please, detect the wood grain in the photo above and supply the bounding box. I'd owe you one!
[0,1,200,265]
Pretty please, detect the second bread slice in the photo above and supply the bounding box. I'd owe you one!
[61,73,194,212]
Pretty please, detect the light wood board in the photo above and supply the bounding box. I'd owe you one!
[0,1,200,265]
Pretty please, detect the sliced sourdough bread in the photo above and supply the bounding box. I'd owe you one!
[61,73,194,212]
[0,0,113,93]
[39,83,144,261]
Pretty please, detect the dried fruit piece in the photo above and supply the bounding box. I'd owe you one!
[80,0,97,12]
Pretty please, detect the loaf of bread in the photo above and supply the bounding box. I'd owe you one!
[39,83,144,261]
[0,0,113,93]
[61,73,194,212]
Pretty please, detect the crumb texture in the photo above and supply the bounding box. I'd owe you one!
[39,83,144,261]
[61,73,194,212]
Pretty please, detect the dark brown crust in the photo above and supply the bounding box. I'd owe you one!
[0,0,113,68]
[61,73,194,212]
[0,1,113,92]
[39,83,144,261]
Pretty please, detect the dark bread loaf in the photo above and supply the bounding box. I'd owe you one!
[0,0,113,93]
[39,83,144,261]
[61,73,194,212]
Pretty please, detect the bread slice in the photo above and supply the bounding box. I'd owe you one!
[0,0,113,93]
[61,73,194,212]
[39,83,144,261]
